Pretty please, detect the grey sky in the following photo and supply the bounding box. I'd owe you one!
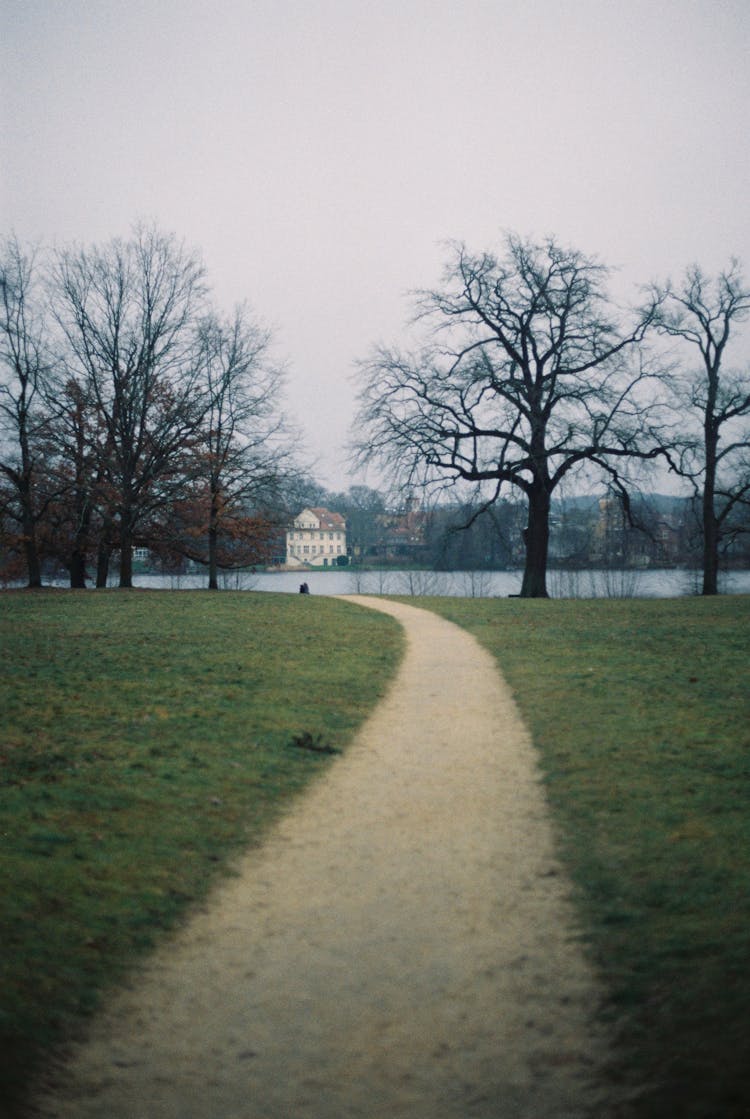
[3,0,749,489]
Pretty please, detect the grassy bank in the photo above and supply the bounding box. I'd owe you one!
[419,594,750,1118]
[0,590,403,1117]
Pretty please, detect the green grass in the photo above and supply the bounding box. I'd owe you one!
[415,594,750,1118]
[0,589,403,1117]
[4,589,750,1117]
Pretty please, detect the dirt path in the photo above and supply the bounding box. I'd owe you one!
[34,596,617,1118]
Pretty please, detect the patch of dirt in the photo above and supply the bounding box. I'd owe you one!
[33,596,620,1118]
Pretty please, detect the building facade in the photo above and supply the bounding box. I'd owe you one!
[285,507,347,568]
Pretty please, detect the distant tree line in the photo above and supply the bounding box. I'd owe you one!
[1,226,299,589]
[294,482,749,578]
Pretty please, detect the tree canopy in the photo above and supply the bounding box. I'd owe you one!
[354,234,666,596]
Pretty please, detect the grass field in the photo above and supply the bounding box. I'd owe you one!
[419,594,750,1118]
[2,590,749,1118]
[0,589,403,1117]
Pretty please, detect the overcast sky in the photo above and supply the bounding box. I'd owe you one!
[3,0,749,490]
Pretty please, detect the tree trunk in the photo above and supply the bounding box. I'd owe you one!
[119,526,134,588]
[96,543,111,588]
[23,524,42,588]
[702,408,719,595]
[69,550,87,589]
[520,485,550,598]
[207,484,219,590]
[19,465,42,587]
[702,477,719,596]
[208,524,219,590]
[16,413,42,588]
[69,499,91,588]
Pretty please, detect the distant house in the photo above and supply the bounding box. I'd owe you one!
[286,507,347,568]
[371,506,429,564]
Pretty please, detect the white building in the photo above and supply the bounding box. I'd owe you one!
[286,507,347,568]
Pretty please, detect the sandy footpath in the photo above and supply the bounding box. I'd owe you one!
[33,596,617,1118]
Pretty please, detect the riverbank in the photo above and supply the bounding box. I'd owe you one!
[22,566,750,597]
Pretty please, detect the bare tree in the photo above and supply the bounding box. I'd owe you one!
[354,234,663,596]
[0,237,54,587]
[179,306,293,589]
[52,225,208,587]
[42,375,106,588]
[650,262,750,594]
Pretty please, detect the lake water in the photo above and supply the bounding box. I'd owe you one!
[126,567,750,598]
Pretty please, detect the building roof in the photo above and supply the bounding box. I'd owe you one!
[296,507,346,530]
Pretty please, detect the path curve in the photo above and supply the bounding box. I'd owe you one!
[35,596,616,1118]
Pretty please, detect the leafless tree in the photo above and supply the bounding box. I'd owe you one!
[354,234,664,596]
[650,261,750,594]
[0,237,55,587]
[52,225,209,587]
[41,375,107,588]
[184,306,294,589]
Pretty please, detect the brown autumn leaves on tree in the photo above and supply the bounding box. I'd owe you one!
[0,226,295,588]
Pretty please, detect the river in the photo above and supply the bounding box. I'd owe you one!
[123,567,750,598]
